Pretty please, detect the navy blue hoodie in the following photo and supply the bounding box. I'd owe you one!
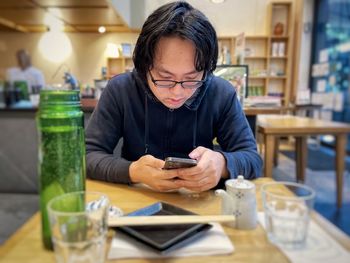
[85,70,262,184]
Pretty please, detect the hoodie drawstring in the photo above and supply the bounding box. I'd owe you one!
[144,92,198,154]
[192,110,197,149]
[144,93,149,154]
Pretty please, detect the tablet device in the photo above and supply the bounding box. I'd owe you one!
[113,202,212,252]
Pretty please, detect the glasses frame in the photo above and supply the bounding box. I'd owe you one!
[149,71,206,89]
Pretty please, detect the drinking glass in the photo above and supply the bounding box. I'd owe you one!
[47,191,109,263]
[261,182,315,249]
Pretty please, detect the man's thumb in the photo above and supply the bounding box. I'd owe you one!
[188,146,206,160]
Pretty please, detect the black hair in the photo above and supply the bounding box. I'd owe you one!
[133,1,218,79]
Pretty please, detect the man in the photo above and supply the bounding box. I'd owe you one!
[86,1,262,192]
[6,49,45,94]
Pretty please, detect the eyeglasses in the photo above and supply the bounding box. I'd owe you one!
[149,71,206,89]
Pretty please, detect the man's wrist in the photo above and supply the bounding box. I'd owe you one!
[129,162,139,183]
[217,152,229,179]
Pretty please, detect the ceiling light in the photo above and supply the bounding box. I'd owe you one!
[39,32,72,63]
[210,0,226,3]
[98,26,106,34]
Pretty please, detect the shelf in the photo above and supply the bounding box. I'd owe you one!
[107,56,134,77]
[245,56,268,60]
[266,1,293,106]
[268,76,287,79]
[245,36,269,40]
[249,76,268,79]
[270,35,289,40]
[269,56,288,59]
[230,35,269,40]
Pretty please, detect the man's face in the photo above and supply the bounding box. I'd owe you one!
[17,50,31,70]
[147,36,204,109]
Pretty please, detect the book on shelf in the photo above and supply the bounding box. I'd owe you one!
[244,96,282,107]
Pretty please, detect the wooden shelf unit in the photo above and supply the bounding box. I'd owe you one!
[244,36,269,96]
[107,56,134,78]
[217,1,294,106]
[217,36,235,65]
[266,1,294,105]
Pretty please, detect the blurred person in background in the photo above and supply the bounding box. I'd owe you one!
[6,49,45,96]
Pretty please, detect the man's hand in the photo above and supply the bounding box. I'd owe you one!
[173,147,228,192]
[129,155,181,192]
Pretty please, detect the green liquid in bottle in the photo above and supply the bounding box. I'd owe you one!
[37,90,86,250]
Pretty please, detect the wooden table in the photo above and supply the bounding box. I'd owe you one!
[1,178,349,263]
[258,114,350,208]
[243,106,292,136]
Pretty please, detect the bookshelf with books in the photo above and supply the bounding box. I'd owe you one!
[218,1,294,106]
[243,36,269,97]
[266,1,294,105]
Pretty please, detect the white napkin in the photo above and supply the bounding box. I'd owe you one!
[258,212,350,263]
[108,223,234,259]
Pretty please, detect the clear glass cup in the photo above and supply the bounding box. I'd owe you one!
[47,191,109,263]
[261,182,315,249]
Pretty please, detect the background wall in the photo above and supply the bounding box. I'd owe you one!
[145,0,273,36]
[0,0,296,86]
[0,32,138,86]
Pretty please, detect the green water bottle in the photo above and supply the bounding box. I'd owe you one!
[36,89,86,250]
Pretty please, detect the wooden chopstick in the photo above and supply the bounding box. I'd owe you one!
[108,215,236,227]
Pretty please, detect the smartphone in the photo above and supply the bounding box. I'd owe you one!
[163,157,197,170]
